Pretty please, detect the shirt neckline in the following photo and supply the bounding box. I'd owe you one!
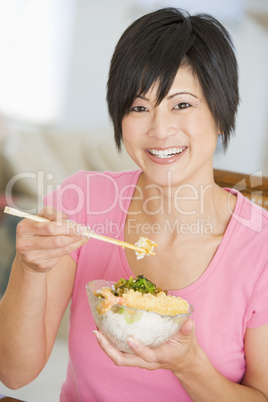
[117,173,244,296]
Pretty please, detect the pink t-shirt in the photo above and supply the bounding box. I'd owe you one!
[44,170,268,402]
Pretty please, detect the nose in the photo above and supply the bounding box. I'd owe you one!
[147,110,178,140]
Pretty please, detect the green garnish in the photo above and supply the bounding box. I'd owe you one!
[112,275,166,296]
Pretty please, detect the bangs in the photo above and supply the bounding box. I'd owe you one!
[107,9,195,123]
[137,57,192,107]
[126,16,195,108]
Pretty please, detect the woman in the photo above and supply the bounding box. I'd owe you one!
[0,7,267,401]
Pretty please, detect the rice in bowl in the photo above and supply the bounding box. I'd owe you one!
[86,277,193,353]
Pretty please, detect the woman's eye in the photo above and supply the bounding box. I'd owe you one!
[131,106,148,112]
[174,102,191,110]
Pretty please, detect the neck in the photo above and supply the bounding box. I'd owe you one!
[130,170,236,237]
[139,169,218,217]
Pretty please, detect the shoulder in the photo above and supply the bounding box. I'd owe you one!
[45,169,142,221]
[227,188,268,236]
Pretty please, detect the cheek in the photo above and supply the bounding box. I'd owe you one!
[122,120,135,152]
[122,114,148,136]
[122,117,142,147]
[122,118,132,144]
[192,114,219,140]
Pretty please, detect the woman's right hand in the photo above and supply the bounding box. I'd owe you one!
[15,206,88,273]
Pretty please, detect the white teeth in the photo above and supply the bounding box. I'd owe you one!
[149,147,186,158]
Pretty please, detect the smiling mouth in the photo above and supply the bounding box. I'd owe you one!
[147,147,187,159]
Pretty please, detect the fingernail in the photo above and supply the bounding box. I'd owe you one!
[93,330,101,342]
[127,337,138,349]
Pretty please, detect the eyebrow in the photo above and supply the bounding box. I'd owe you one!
[137,91,198,101]
[167,91,198,100]
[137,95,149,101]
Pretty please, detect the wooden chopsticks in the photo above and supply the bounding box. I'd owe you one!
[4,207,156,256]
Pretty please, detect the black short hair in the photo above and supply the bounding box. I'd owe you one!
[107,7,239,151]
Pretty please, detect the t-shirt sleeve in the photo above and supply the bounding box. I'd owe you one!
[44,171,87,219]
[246,263,268,328]
[43,170,87,263]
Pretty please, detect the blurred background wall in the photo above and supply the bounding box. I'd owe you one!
[0,0,267,177]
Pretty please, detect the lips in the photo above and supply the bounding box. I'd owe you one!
[147,147,187,159]
[146,147,187,164]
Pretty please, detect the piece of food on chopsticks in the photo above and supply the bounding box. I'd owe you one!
[134,237,158,260]
[95,275,189,316]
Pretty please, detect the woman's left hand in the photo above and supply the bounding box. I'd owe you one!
[93,319,199,375]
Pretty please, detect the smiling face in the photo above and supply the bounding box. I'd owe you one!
[122,66,220,187]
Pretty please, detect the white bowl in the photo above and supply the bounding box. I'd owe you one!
[86,279,193,353]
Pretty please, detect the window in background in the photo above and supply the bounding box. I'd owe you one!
[0,0,75,124]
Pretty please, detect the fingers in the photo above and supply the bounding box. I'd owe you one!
[93,330,133,364]
[127,338,160,365]
[16,220,81,249]
[18,239,87,272]
[18,235,87,261]
[93,331,153,368]
[16,204,87,248]
[93,330,161,369]
[16,235,88,272]
[33,206,79,237]
[37,206,68,222]
[93,319,198,373]
[126,320,196,365]
[180,319,195,336]
[15,206,89,272]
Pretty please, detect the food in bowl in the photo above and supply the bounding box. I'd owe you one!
[86,276,193,353]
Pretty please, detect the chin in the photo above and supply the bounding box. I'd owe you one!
[144,167,183,188]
